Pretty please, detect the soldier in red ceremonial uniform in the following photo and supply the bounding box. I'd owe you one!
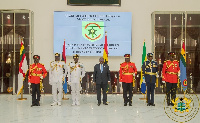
[162,52,180,106]
[28,55,47,107]
[119,54,137,106]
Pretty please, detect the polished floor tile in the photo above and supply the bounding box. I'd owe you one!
[0,94,199,123]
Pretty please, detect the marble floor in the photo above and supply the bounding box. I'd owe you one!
[0,94,199,123]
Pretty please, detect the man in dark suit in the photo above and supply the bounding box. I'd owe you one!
[93,57,111,106]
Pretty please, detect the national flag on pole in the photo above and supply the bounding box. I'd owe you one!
[180,41,187,91]
[140,41,147,94]
[103,32,108,64]
[103,32,109,92]
[17,39,28,95]
[62,39,66,63]
[62,39,67,94]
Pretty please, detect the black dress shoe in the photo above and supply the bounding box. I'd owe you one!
[147,103,151,106]
[97,103,101,106]
[129,103,132,106]
[151,103,155,106]
[103,103,108,105]
[31,104,36,107]
[167,103,170,106]
[170,103,174,106]
[124,103,127,106]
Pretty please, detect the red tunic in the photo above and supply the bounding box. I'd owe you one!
[162,60,180,83]
[119,62,137,83]
[28,63,47,84]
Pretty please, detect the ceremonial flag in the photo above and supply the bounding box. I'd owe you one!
[103,32,108,64]
[140,41,147,94]
[17,39,28,95]
[62,40,66,63]
[103,32,110,92]
[62,40,67,94]
[180,41,187,91]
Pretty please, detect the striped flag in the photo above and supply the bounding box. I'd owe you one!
[180,41,187,91]
[103,32,108,64]
[62,39,66,63]
[62,39,67,94]
[103,32,110,92]
[140,41,147,94]
[17,39,28,95]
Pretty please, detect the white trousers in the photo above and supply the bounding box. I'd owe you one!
[52,82,63,103]
[71,83,80,104]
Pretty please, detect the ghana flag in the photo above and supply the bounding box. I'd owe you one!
[17,39,28,95]
[180,41,187,91]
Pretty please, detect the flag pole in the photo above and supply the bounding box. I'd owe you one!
[17,85,27,100]
[62,90,69,100]
[17,39,27,100]
[62,39,69,100]
[139,39,146,100]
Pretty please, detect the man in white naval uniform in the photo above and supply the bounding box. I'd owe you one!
[68,54,85,106]
[49,53,67,106]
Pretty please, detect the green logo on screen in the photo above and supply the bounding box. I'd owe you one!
[82,21,104,42]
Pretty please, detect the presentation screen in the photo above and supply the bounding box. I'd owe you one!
[54,11,132,56]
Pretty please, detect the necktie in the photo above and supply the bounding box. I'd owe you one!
[101,64,103,73]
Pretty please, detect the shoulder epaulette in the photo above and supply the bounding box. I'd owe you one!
[164,60,169,63]
[40,63,44,65]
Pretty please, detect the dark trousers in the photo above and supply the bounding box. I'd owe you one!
[96,83,107,104]
[146,83,155,104]
[31,83,40,105]
[122,82,133,104]
[166,82,177,104]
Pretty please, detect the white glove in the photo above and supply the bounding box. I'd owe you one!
[143,76,146,83]
[178,72,180,77]
[162,81,165,84]
[28,82,31,86]
[156,74,159,78]
[133,73,135,76]
[40,76,43,79]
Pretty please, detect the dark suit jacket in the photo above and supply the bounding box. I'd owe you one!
[93,63,111,84]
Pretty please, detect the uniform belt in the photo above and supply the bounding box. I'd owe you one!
[166,71,178,75]
[145,72,157,75]
[31,73,42,76]
[123,73,134,75]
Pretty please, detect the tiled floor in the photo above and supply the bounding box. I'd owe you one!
[0,94,199,123]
